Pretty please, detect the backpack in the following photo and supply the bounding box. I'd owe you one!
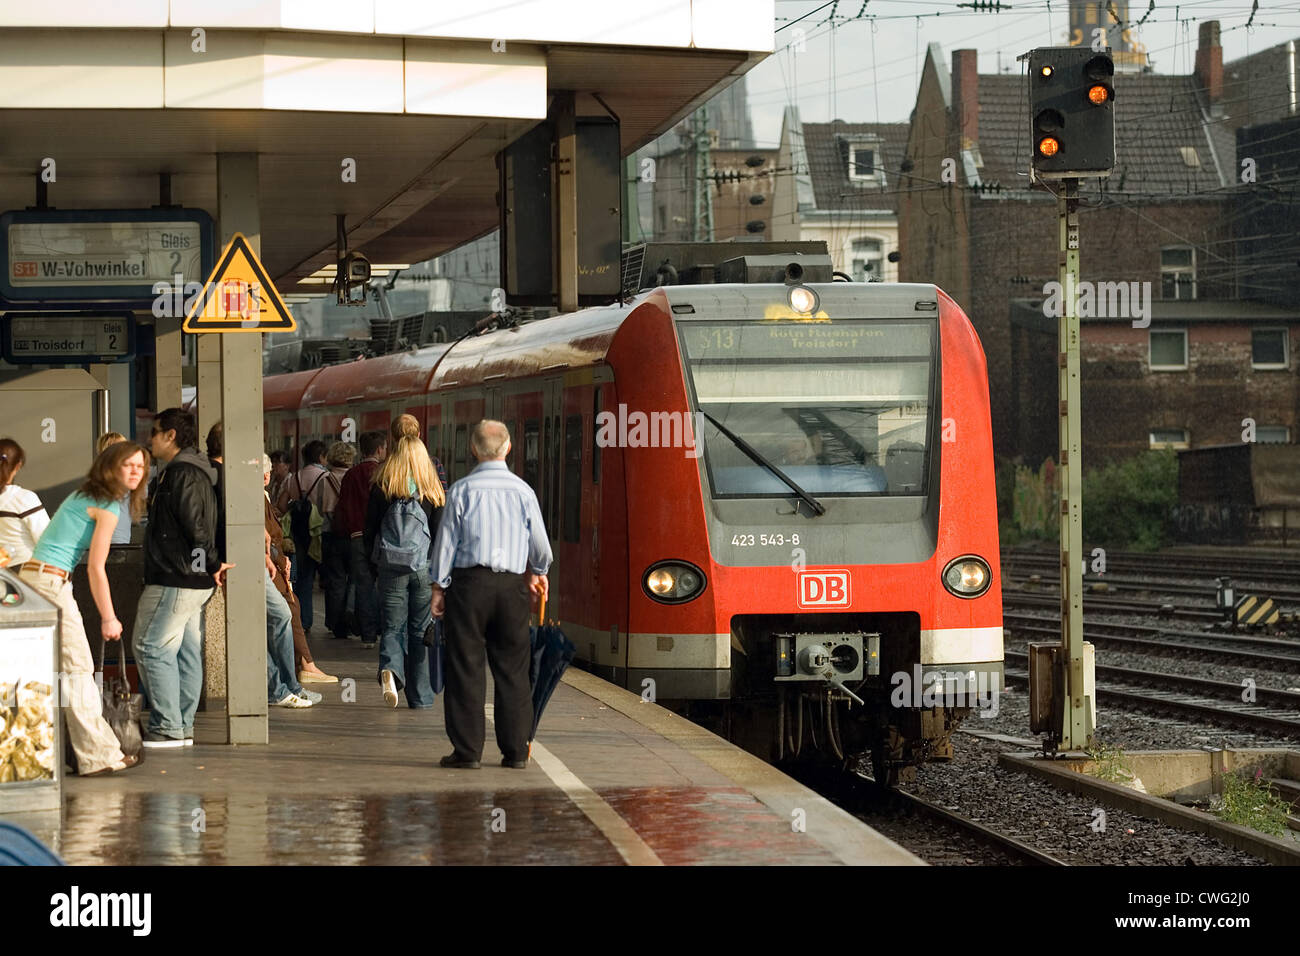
[288,471,326,543]
[372,498,431,574]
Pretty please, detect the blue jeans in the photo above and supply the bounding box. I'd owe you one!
[133,584,212,739]
[377,570,434,708]
[349,537,380,641]
[292,539,318,631]
[266,571,304,702]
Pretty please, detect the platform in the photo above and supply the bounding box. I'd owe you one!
[17,643,920,866]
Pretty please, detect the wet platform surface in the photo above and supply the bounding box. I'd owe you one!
[14,636,920,866]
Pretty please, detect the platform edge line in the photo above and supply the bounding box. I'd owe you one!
[528,740,666,866]
[559,669,925,866]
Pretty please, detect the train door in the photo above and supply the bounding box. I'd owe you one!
[541,377,564,617]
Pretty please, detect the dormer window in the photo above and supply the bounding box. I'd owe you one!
[849,146,876,180]
[839,136,885,185]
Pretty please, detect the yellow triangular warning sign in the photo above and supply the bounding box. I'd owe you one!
[182,233,297,333]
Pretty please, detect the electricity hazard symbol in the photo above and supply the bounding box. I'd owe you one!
[182,233,296,333]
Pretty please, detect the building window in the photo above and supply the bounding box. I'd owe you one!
[1251,328,1288,369]
[1256,426,1290,443]
[1149,329,1188,370]
[850,237,884,282]
[1160,246,1196,300]
[849,146,875,180]
[1149,428,1190,449]
[840,138,884,185]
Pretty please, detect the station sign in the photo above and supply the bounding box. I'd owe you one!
[1,312,134,365]
[0,209,214,304]
[182,233,296,333]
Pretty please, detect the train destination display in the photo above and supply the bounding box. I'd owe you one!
[1,312,133,364]
[0,209,214,302]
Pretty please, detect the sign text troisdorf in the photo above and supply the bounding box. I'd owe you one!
[181,233,296,333]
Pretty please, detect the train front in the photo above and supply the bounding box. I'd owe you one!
[610,275,1003,782]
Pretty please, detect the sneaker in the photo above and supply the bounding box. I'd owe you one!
[361,639,377,650]
[272,693,313,708]
[380,669,398,708]
[141,731,185,749]
[296,687,323,704]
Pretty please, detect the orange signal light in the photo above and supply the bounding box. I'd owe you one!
[1038,137,1060,158]
[1088,85,1110,105]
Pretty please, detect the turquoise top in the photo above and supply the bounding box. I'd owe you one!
[30,492,121,572]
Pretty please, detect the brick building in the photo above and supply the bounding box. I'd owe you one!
[649,145,780,242]
[771,109,908,282]
[899,23,1300,467]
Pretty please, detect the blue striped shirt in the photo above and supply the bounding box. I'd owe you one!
[432,460,553,589]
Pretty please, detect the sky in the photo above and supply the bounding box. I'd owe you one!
[746,0,1300,145]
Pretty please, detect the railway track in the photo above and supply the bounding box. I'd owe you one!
[1003,650,1300,737]
[1003,612,1300,672]
[794,764,1068,866]
[1002,570,1300,607]
[1003,589,1227,621]
[1002,548,1300,586]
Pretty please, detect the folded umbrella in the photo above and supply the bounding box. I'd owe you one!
[529,595,575,742]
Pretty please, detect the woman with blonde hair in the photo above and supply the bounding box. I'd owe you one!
[18,441,150,774]
[96,432,133,544]
[363,415,444,708]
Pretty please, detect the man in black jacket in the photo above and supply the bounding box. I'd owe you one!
[131,408,229,748]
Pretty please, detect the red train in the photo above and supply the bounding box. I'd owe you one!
[264,257,1003,779]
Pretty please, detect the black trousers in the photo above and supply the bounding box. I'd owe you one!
[443,567,533,762]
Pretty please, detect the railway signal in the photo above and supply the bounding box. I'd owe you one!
[1028,47,1116,180]
[1022,45,1120,753]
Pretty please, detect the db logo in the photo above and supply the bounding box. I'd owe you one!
[796,570,851,608]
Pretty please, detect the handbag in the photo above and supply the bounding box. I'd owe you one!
[423,617,446,695]
[100,637,144,763]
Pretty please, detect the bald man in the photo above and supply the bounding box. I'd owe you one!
[430,420,552,769]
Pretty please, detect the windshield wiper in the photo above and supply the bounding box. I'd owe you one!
[697,410,826,517]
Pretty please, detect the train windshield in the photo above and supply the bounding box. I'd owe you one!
[679,319,934,498]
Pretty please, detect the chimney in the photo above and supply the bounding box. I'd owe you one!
[1194,20,1223,104]
[952,50,979,148]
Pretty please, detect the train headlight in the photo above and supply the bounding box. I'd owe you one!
[941,555,992,598]
[642,560,707,604]
[787,286,819,315]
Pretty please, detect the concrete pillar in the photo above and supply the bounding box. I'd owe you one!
[217,152,268,745]
[88,364,135,444]
[554,91,578,314]
[153,317,183,412]
[196,331,228,711]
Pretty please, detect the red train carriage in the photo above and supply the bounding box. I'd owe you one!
[264,272,1002,780]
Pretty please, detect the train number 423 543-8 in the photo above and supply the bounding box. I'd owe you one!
[732,533,800,547]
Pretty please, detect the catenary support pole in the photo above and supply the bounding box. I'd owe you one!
[216,152,268,744]
[1057,177,1090,750]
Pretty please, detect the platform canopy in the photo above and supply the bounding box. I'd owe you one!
[0,0,773,293]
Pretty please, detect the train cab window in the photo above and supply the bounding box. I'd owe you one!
[679,320,936,498]
[563,415,583,542]
[523,419,541,495]
[453,425,468,481]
